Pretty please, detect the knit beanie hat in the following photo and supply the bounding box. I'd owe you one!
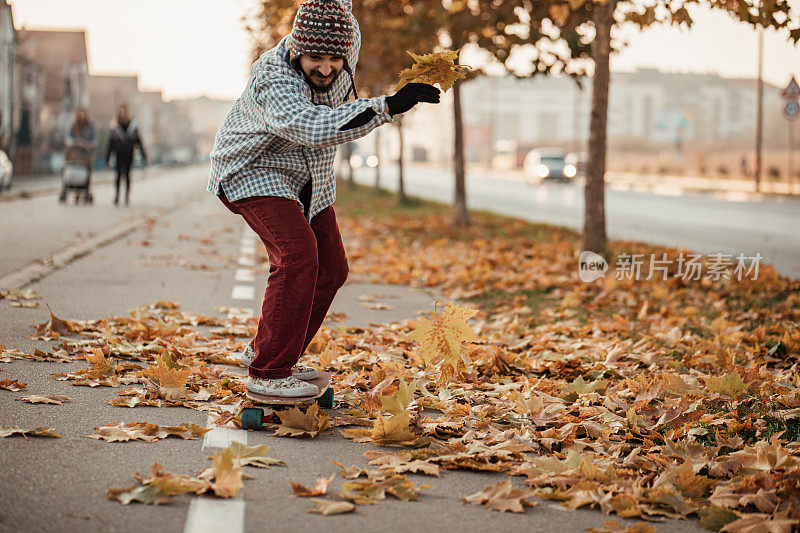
[289,0,354,62]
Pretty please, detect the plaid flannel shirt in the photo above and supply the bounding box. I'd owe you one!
[207,0,393,219]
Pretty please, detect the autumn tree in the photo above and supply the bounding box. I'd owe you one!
[390,0,545,226]
[520,0,799,254]
[352,0,439,201]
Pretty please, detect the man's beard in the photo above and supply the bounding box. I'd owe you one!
[303,69,341,93]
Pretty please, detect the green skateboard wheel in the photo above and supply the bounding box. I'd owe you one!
[241,407,264,430]
[317,388,334,409]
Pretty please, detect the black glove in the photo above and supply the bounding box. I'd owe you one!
[385,83,440,116]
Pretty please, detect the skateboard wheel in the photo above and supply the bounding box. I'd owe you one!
[317,388,334,409]
[241,407,264,430]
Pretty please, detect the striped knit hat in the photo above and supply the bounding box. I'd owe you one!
[289,0,354,62]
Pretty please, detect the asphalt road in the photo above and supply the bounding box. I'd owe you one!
[0,164,705,533]
[354,164,800,280]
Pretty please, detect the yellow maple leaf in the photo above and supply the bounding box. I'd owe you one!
[408,302,478,370]
[143,359,191,400]
[380,378,417,415]
[340,413,421,446]
[86,348,115,377]
[211,447,243,498]
[704,370,748,397]
[397,50,469,92]
[274,403,331,438]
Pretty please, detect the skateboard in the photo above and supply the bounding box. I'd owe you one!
[241,371,333,430]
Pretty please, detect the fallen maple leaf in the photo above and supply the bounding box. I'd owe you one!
[142,359,191,400]
[342,474,429,504]
[307,498,355,516]
[0,379,27,391]
[408,302,477,371]
[397,50,469,92]
[380,378,417,415]
[107,484,170,506]
[291,475,334,497]
[720,514,798,533]
[274,403,331,438]
[85,348,115,377]
[340,413,422,446]
[0,288,38,301]
[211,446,243,498]
[705,370,748,397]
[366,452,440,477]
[0,426,61,438]
[672,460,714,499]
[332,461,368,480]
[108,463,211,505]
[32,307,76,337]
[462,478,537,513]
[87,422,211,443]
[227,441,284,468]
[16,395,71,405]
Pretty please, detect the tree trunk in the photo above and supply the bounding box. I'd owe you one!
[582,0,615,255]
[396,118,407,204]
[452,78,469,226]
[754,28,764,192]
[374,128,382,191]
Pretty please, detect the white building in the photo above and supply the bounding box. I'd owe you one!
[395,68,781,165]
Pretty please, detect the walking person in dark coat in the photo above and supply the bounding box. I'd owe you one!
[106,103,147,206]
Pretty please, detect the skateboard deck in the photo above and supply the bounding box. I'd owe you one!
[241,372,333,431]
[244,371,332,405]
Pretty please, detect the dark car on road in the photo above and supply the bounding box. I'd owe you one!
[523,148,577,184]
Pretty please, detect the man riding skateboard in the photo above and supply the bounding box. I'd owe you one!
[208,0,440,398]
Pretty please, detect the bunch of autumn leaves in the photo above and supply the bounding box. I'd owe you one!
[108,442,284,505]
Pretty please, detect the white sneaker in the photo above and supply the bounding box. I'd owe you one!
[245,375,318,398]
[241,343,319,381]
[291,362,319,381]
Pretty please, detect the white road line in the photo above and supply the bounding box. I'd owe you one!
[234,268,254,282]
[183,225,252,533]
[231,285,255,300]
[202,407,248,450]
[202,424,249,450]
[184,498,245,533]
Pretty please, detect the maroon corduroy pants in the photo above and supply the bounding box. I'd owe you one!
[219,190,348,379]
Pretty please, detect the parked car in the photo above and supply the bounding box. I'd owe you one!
[0,150,13,191]
[523,148,577,183]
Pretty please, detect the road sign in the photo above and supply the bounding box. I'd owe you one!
[783,100,800,120]
[782,76,800,101]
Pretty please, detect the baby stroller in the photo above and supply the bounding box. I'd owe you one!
[59,145,94,204]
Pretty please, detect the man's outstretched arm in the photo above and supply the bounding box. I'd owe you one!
[339,83,440,131]
[258,73,392,148]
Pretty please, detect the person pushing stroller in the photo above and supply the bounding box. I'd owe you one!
[60,107,96,204]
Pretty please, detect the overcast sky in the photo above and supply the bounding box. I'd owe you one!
[8,0,800,100]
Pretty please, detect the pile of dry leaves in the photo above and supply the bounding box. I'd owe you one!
[1,199,799,532]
